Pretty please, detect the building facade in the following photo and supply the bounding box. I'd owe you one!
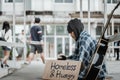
[0,0,120,59]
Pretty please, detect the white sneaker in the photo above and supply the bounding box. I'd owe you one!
[24,61,30,65]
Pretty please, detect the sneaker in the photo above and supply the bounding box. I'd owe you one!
[5,64,9,67]
[1,63,9,68]
[1,63,4,68]
[24,61,30,65]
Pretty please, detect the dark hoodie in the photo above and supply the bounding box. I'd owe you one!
[67,18,84,41]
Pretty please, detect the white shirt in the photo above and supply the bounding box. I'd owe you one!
[18,33,25,43]
[1,29,12,49]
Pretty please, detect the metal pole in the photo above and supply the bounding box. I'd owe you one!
[69,35,72,55]
[54,26,57,59]
[23,0,27,63]
[44,26,47,59]
[104,0,108,66]
[62,37,65,54]
[80,0,83,20]
[112,18,114,58]
[88,0,90,34]
[104,0,107,27]
[12,0,16,68]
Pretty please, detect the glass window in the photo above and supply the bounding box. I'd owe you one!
[41,26,44,35]
[65,38,69,56]
[15,0,23,2]
[46,25,54,35]
[112,0,117,3]
[64,0,73,3]
[65,26,69,35]
[15,25,30,36]
[46,37,55,58]
[107,0,111,3]
[96,26,103,39]
[5,0,23,2]
[56,25,67,35]
[114,25,120,33]
[57,38,62,54]
[96,26,102,35]
[84,23,88,32]
[5,0,13,2]
[107,26,112,35]
[55,0,73,3]
[56,26,64,35]
[55,0,63,3]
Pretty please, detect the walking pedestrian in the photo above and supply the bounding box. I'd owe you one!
[27,17,45,64]
[0,21,12,68]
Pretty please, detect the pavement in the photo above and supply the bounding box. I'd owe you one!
[0,60,45,80]
[106,60,120,80]
[0,57,120,80]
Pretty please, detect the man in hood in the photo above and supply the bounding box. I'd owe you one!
[58,18,107,80]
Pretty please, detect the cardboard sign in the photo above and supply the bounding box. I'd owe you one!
[42,60,81,80]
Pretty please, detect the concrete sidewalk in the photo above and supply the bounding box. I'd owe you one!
[0,60,120,80]
[106,60,120,80]
[0,61,45,80]
[0,60,24,78]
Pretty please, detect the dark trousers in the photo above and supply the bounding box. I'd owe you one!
[114,49,119,60]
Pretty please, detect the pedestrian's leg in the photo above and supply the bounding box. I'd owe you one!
[2,50,10,64]
[27,53,34,63]
[114,49,116,57]
[40,53,45,64]
[26,45,35,63]
[1,50,10,68]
